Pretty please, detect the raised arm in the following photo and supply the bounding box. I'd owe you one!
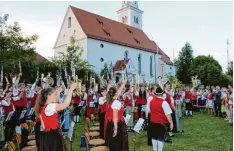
[56,83,77,112]
[114,80,127,100]
[15,73,22,86]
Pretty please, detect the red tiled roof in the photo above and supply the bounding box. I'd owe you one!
[113,59,129,71]
[70,6,159,54]
[35,53,46,61]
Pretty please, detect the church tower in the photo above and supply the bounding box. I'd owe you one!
[117,1,144,29]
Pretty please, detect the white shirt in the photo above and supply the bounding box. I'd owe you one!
[98,97,105,105]
[111,100,122,110]
[45,103,57,116]
[147,96,172,116]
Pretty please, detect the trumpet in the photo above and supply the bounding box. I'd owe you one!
[75,75,82,96]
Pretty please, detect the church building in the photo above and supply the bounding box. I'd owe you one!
[53,1,176,83]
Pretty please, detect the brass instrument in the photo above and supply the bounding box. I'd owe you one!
[75,75,82,96]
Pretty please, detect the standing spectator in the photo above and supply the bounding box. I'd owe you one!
[214,86,222,117]
[206,89,213,115]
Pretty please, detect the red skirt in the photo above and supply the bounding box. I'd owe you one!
[85,106,95,118]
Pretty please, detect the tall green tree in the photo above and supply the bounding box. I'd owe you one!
[175,42,194,84]
[0,14,38,76]
[190,55,223,86]
[226,61,233,77]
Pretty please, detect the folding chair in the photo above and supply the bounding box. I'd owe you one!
[84,132,109,151]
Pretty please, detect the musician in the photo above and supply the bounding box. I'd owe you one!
[123,85,135,130]
[98,88,107,139]
[34,83,77,151]
[164,82,176,135]
[148,87,173,151]
[72,91,81,123]
[135,84,148,119]
[146,85,157,146]
[184,87,192,116]
[1,90,17,143]
[105,80,129,151]
[85,88,96,120]
[173,87,182,132]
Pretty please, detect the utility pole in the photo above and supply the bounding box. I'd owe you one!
[227,39,230,68]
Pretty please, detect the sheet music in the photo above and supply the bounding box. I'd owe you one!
[28,108,35,116]
[5,111,14,122]
[19,110,27,119]
[16,126,22,134]
[133,118,144,133]
[89,102,95,107]
[124,114,132,125]
[141,105,146,112]
[79,101,85,107]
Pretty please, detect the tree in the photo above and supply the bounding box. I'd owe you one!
[0,14,38,76]
[219,74,233,87]
[175,42,194,84]
[100,62,111,81]
[190,55,222,86]
[226,61,233,77]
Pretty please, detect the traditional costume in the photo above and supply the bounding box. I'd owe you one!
[148,88,172,151]
[1,98,17,142]
[123,93,134,128]
[105,100,129,151]
[85,92,96,119]
[184,89,192,116]
[39,103,66,151]
[98,96,107,139]
[135,90,148,119]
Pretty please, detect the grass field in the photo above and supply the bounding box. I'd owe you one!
[65,112,233,151]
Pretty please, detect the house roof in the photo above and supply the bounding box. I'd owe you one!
[70,6,160,54]
[35,52,46,61]
[113,59,129,71]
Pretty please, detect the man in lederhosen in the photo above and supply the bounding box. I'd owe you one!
[147,87,173,151]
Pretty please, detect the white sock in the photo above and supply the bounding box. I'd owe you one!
[77,116,80,122]
[185,110,188,115]
[190,111,193,115]
[157,141,164,151]
[152,139,158,151]
[73,116,76,122]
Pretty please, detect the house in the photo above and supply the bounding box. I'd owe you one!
[53,1,175,83]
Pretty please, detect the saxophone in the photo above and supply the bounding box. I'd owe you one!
[75,75,82,96]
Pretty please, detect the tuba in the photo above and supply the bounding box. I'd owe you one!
[75,75,82,96]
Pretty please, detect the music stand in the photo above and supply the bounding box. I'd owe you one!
[79,101,85,107]
[19,110,27,120]
[5,111,14,122]
[132,118,146,151]
[67,121,75,151]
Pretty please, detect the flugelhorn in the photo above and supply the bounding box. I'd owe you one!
[75,75,82,96]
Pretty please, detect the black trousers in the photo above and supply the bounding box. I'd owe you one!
[16,107,27,125]
[99,112,105,139]
[4,113,17,142]
[214,103,222,117]
[35,121,41,150]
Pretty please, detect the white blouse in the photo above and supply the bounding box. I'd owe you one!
[111,100,122,110]
[45,103,57,116]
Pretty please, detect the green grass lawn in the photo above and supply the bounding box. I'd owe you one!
[65,112,233,151]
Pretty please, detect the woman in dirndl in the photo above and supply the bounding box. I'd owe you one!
[105,80,129,151]
[34,83,77,151]
[98,88,107,139]
[148,87,173,151]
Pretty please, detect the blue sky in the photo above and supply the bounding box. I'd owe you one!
[0,1,233,71]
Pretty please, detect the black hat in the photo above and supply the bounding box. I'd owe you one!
[155,87,165,95]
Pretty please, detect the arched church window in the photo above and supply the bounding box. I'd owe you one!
[68,17,71,28]
[136,17,138,24]
[122,17,125,23]
[150,56,153,76]
[138,54,141,74]
[124,50,128,61]
[134,16,136,23]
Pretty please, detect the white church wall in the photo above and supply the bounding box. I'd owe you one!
[54,7,87,57]
[87,38,159,82]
